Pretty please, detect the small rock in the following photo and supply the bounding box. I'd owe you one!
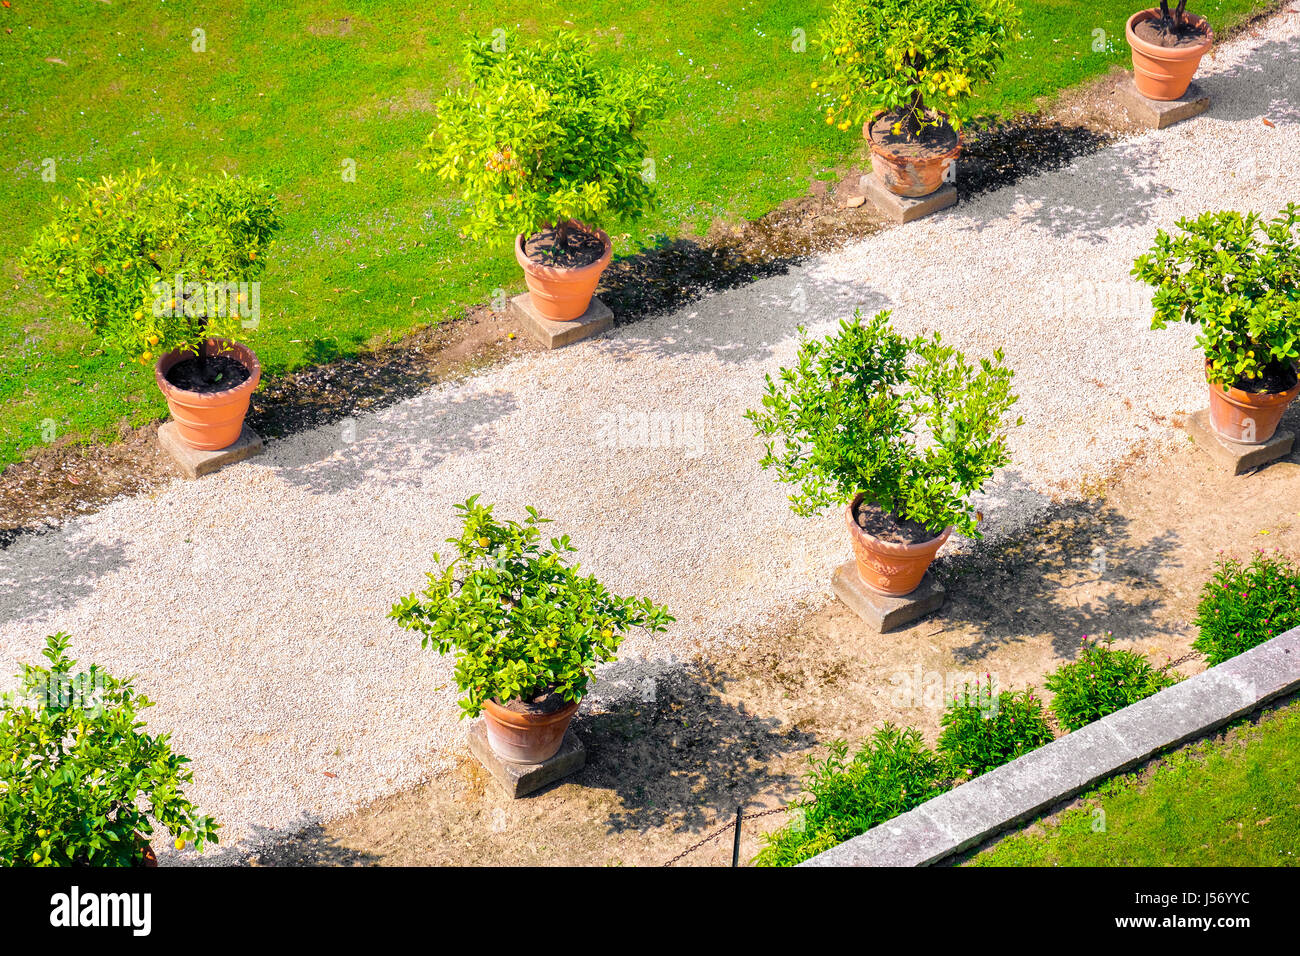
[845,195,866,208]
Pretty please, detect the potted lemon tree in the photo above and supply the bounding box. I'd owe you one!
[746,310,1020,595]
[390,497,673,763]
[420,31,671,321]
[22,161,280,451]
[1133,205,1300,445]
[813,0,1019,197]
[1,633,218,866]
[1126,2,1213,101]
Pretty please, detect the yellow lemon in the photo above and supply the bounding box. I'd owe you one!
[36,829,47,838]
[142,350,153,361]
[174,838,186,851]
[147,334,160,346]
[32,852,41,863]
[601,628,613,639]
[477,536,490,548]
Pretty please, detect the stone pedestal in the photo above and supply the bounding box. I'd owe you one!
[1116,75,1210,129]
[510,293,613,349]
[832,560,946,632]
[158,421,263,479]
[468,721,586,798]
[1186,409,1294,475]
[861,176,957,224]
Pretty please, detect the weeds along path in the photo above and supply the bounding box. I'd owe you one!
[2,13,1297,853]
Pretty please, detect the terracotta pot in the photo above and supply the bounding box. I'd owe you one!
[1205,366,1300,445]
[482,696,580,764]
[845,493,952,596]
[1127,10,1213,101]
[140,842,158,868]
[864,113,962,198]
[515,224,613,321]
[154,338,261,451]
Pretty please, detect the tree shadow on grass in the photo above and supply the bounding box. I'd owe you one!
[573,659,817,837]
[933,494,1183,663]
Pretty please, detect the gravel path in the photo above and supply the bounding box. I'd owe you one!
[3,12,1298,856]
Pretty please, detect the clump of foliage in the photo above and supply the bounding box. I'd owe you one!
[746,309,1020,537]
[390,497,674,718]
[1193,552,1300,666]
[21,160,280,366]
[0,633,218,867]
[1133,206,1300,391]
[937,683,1053,778]
[754,724,949,867]
[1044,633,1179,732]
[420,31,672,254]
[813,0,1020,138]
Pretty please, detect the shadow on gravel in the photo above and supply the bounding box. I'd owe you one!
[934,486,1183,663]
[600,267,889,365]
[0,531,129,628]
[188,819,380,867]
[1203,35,1300,125]
[264,387,519,496]
[957,116,1114,199]
[575,661,816,836]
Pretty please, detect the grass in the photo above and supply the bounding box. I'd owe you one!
[0,0,1275,470]
[968,700,1300,866]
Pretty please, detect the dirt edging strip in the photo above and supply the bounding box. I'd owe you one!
[801,624,1300,867]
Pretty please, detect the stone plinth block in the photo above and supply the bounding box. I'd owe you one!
[832,560,946,632]
[861,176,957,224]
[1116,75,1210,129]
[158,421,263,479]
[468,721,586,799]
[1186,409,1294,476]
[510,293,613,349]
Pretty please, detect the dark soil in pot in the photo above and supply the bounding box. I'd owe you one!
[164,354,251,394]
[852,498,942,546]
[1230,359,1299,395]
[1134,16,1211,47]
[524,224,606,269]
[867,110,960,160]
[494,687,571,716]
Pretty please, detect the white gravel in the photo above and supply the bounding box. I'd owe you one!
[3,12,1298,855]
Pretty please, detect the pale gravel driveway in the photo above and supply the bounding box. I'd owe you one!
[2,12,1298,855]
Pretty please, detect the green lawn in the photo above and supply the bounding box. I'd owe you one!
[969,701,1300,866]
[0,0,1273,469]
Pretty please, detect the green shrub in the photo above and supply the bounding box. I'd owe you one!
[0,634,218,867]
[745,309,1020,536]
[389,496,674,717]
[1193,552,1300,666]
[814,0,1020,138]
[21,161,280,365]
[420,31,672,248]
[754,724,949,867]
[1044,633,1179,732]
[1132,206,1300,391]
[937,683,1053,778]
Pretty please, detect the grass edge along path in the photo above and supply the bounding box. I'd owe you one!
[0,0,1280,471]
[965,696,1300,866]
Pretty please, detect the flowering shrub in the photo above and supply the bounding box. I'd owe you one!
[937,683,1053,778]
[389,497,674,717]
[420,31,671,247]
[1132,206,1300,391]
[745,309,1020,536]
[0,634,218,866]
[812,0,1020,138]
[1193,553,1300,666]
[1044,633,1179,732]
[754,725,949,867]
[21,161,280,365]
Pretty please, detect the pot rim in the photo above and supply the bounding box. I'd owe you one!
[514,223,613,279]
[154,338,261,404]
[844,492,953,556]
[865,109,963,162]
[483,695,581,730]
[1126,9,1213,58]
[1204,361,1300,406]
